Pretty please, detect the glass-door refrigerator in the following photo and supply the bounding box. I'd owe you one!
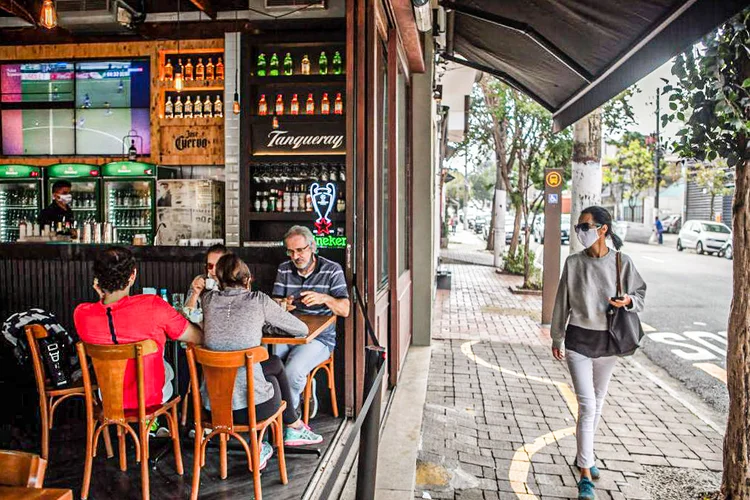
[101,161,156,245]
[0,165,43,242]
[46,164,101,225]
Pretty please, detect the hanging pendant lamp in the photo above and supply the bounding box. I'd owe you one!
[40,0,58,29]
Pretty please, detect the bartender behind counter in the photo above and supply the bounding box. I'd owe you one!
[39,180,75,235]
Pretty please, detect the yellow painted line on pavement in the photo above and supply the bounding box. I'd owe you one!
[460,341,579,500]
[693,362,727,384]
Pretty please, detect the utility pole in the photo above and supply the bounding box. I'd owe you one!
[654,88,662,215]
[463,150,469,230]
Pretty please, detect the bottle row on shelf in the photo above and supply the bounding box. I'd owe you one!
[255,51,343,77]
[1,210,40,228]
[165,94,224,119]
[258,92,343,116]
[108,190,152,207]
[163,56,225,82]
[110,212,151,227]
[251,163,346,183]
[69,194,97,208]
[253,185,346,214]
[0,191,38,206]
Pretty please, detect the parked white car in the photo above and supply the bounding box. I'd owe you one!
[677,220,732,255]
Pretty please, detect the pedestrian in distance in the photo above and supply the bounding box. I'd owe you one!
[551,206,647,500]
[654,216,664,245]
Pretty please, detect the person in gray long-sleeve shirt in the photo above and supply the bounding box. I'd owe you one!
[550,206,647,500]
[201,253,324,452]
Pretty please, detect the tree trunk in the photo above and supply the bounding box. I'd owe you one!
[570,110,603,253]
[509,206,522,256]
[722,155,750,498]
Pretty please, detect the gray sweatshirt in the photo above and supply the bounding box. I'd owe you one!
[551,250,646,350]
[201,288,308,410]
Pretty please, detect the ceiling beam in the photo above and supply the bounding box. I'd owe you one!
[0,0,37,27]
[188,0,217,20]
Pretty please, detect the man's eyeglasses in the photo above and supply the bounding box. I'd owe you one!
[286,244,311,257]
[206,263,215,270]
[574,223,602,232]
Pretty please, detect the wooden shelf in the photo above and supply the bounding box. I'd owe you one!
[248,114,344,123]
[249,212,345,222]
[249,74,345,85]
[158,116,224,126]
[158,81,225,91]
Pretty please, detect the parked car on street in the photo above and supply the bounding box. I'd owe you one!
[532,214,571,244]
[473,217,487,234]
[677,220,732,255]
[662,214,682,233]
[718,239,733,259]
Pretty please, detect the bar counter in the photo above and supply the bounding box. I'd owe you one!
[0,243,344,335]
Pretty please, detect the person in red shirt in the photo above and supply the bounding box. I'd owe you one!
[74,246,203,410]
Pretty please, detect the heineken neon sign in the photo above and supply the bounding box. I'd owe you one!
[316,235,347,249]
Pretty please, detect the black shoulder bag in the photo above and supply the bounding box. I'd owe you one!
[606,252,645,356]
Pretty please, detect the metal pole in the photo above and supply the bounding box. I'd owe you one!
[356,353,384,500]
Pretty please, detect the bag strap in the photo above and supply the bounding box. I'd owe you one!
[615,251,623,297]
[352,284,381,348]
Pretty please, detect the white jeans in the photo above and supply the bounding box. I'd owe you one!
[566,349,618,468]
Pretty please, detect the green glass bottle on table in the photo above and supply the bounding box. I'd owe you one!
[332,51,343,74]
[269,53,279,76]
[319,51,328,75]
[283,53,293,76]
[256,53,267,76]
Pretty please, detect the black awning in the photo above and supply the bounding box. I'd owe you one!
[442,0,749,131]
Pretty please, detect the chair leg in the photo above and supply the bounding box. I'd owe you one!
[219,433,228,479]
[139,425,150,500]
[190,426,202,500]
[81,419,95,500]
[328,361,339,418]
[117,426,128,471]
[275,417,288,485]
[250,432,262,500]
[302,375,313,425]
[168,406,184,475]
[40,397,50,460]
[181,385,190,427]
[102,426,114,458]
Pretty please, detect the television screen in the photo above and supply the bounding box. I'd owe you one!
[0,62,74,103]
[76,108,150,155]
[1,109,75,155]
[75,60,150,109]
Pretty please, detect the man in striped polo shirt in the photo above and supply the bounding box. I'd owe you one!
[273,226,350,416]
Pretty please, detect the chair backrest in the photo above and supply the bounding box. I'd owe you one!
[76,340,158,422]
[24,325,50,396]
[0,450,47,488]
[186,345,268,431]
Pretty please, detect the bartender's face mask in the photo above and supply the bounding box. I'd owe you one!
[55,187,72,205]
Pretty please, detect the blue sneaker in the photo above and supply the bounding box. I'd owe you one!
[258,441,273,471]
[284,423,323,446]
[590,465,600,480]
[577,477,595,500]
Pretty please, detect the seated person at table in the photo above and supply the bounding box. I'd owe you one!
[185,243,229,319]
[74,246,203,410]
[272,226,350,417]
[201,253,323,466]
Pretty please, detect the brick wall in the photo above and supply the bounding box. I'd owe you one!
[224,32,241,246]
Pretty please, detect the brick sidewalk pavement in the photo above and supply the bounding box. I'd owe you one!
[415,264,724,500]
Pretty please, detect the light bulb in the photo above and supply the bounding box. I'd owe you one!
[233,92,240,115]
[174,72,184,92]
[40,0,58,29]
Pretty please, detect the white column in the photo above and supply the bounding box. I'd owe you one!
[569,110,603,253]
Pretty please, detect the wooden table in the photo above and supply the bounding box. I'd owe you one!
[262,314,336,345]
[0,487,72,500]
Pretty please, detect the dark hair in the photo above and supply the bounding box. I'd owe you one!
[52,180,72,193]
[205,243,228,263]
[215,254,252,290]
[93,246,137,294]
[580,206,623,250]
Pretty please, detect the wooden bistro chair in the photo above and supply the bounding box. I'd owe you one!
[76,340,183,500]
[302,352,338,424]
[0,450,47,488]
[24,324,114,461]
[186,344,288,500]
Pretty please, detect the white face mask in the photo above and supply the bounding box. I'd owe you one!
[576,226,600,249]
[58,194,73,205]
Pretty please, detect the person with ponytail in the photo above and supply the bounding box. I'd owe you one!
[551,206,646,500]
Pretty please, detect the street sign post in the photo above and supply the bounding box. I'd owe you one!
[542,169,564,325]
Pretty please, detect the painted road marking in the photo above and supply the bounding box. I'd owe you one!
[641,322,656,333]
[461,341,578,500]
[694,321,707,326]
[693,362,727,384]
[642,256,665,263]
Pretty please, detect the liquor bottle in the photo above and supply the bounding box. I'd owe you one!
[321,92,331,115]
[269,53,280,76]
[334,93,343,115]
[214,95,223,117]
[185,58,194,81]
[261,191,269,212]
[258,94,268,116]
[283,53,293,76]
[275,94,284,115]
[164,59,174,80]
[196,57,205,80]
[301,54,311,75]
[337,197,345,213]
[319,51,328,75]
[306,93,315,115]
[206,57,215,80]
[305,187,313,212]
[204,95,213,117]
[284,187,292,213]
[330,164,338,181]
[290,186,299,211]
[175,95,184,118]
[184,95,193,118]
[177,58,183,77]
[339,164,346,181]
[165,95,174,118]
[194,95,203,118]
[216,57,225,80]
[128,139,138,161]
[290,94,299,115]
[276,188,284,212]
[332,51,343,75]
[256,53,267,76]
[254,193,261,212]
[268,189,276,212]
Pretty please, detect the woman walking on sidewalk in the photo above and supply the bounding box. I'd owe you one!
[551,206,647,500]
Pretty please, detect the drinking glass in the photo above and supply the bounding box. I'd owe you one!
[172,293,185,310]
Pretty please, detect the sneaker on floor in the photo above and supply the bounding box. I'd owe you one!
[310,378,319,419]
[578,465,600,480]
[258,441,273,471]
[284,423,323,446]
[577,477,596,500]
